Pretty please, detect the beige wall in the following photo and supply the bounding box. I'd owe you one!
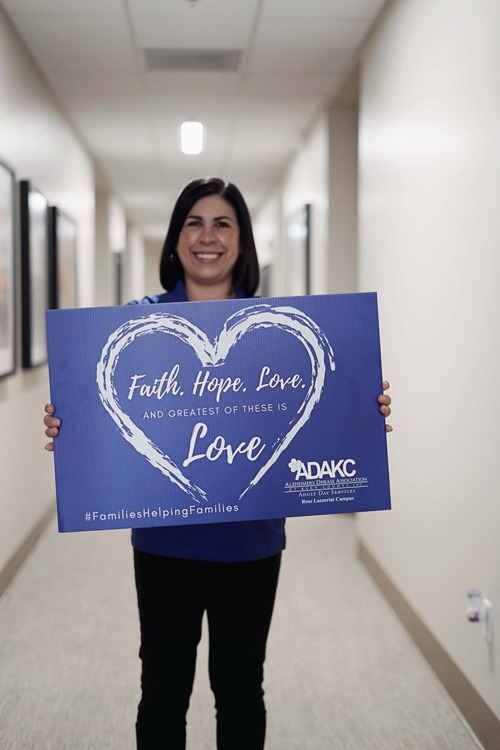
[357,0,500,720]
[0,9,95,574]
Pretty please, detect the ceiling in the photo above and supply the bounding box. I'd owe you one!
[1,0,387,241]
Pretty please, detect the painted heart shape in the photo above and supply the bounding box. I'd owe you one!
[96,304,335,504]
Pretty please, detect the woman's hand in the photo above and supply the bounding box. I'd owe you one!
[378,380,392,433]
[43,403,60,452]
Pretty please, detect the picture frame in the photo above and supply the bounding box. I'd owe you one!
[285,203,311,296]
[49,206,78,310]
[20,180,50,368]
[0,158,16,378]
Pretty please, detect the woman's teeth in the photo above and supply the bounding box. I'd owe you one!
[196,253,219,260]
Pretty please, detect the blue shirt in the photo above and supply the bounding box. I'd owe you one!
[128,281,286,562]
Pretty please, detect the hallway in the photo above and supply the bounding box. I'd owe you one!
[0,513,482,750]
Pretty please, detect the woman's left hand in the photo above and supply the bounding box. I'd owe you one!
[378,380,392,433]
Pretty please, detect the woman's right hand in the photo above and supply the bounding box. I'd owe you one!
[43,403,60,452]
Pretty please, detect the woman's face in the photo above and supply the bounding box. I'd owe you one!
[176,194,240,292]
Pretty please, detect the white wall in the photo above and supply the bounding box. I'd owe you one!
[252,192,281,296]
[94,189,114,307]
[253,115,330,297]
[95,190,145,307]
[107,195,126,304]
[125,226,146,303]
[0,9,95,574]
[357,0,500,719]
[328,107,358,293]
[144,240,162,299]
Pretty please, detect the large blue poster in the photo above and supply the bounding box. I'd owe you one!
[46,293,391,532]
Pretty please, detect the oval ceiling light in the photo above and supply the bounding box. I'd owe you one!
[180,121,204,155]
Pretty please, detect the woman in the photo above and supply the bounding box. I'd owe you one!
[44,177,392,750]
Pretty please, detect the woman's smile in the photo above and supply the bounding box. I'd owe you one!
[192,251,223,262]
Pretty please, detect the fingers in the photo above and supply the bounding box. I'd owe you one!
[378,393,391,417]
[380,381,392,432]
[43,403,60,450]
[44,413,60,431]
[379,407,391,421]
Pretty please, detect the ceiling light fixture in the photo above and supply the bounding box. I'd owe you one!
[180,121,204,155]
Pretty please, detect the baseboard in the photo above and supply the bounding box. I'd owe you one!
[358,540,499,750]
[0,505,55,598]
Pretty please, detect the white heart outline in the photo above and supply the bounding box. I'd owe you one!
[96,304,335,504]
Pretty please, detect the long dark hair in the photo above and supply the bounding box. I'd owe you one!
[159,177,260,296]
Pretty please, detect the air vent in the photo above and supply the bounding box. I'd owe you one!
[144,48,241,72]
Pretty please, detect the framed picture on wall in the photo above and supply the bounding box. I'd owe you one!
[49,207,78,309]
[0,158,16,378]
[20,180,50,368]
[285,203,311,296]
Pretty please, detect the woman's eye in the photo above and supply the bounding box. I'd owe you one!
[216,221,230,228]
[186,220,201,227]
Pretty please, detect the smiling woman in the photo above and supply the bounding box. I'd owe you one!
[176,194,240,299]
[159,177,260,303]
[43,176,392,750]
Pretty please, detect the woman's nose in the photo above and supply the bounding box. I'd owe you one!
[200,224,215,243]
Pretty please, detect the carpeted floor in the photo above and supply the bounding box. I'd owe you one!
[0,513,483,749]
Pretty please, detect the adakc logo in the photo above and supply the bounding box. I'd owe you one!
[288,457,357,480]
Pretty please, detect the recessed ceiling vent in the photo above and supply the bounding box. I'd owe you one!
[144,48,241,72]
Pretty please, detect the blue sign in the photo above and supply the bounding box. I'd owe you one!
[46,293,391,532]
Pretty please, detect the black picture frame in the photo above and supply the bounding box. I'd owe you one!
[0,158,16,378]
[49,206,78,310]
[20,180,50,368]
[285,203,311,296]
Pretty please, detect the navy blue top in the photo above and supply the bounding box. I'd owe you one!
[128,281,286,562]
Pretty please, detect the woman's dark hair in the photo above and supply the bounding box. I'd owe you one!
[159,177,260,296]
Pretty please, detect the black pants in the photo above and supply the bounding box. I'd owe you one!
[134,549,282,750]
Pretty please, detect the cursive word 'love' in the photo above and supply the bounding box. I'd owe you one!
[256,366,303,391]
[183,422,266,467]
